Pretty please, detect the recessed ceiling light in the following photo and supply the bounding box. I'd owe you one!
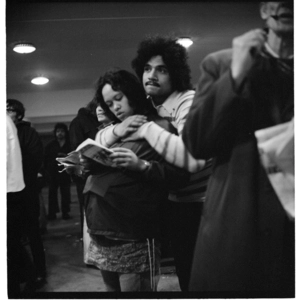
[176,37,193,48]
[31,77,49,85]
[13,43,36,54]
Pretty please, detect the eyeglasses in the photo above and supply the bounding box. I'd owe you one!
[7,108,16,113]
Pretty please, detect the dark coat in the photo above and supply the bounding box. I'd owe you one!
[16,120,43,187]
[84,114,190,240]
[182,48,294,295]
[44,139,72,181]
[69,107,100,151]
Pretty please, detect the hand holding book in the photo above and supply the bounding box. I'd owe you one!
[56,138,115,176]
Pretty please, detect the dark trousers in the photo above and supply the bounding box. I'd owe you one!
[7,192,35,298]
[74,177,85,235]
[163,200,203,292]
[22,185,46,278]
[48,174,71,216]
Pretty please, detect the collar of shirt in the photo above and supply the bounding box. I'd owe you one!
[149,91,179,115]
[264,42,294,59]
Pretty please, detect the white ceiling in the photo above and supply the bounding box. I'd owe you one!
[6,1,262,95]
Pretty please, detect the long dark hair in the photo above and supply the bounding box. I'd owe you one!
[94,68,155,121]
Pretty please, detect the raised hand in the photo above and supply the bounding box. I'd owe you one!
[231,29,267,87]
[114,115,147,138]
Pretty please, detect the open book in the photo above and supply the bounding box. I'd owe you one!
[56,138,115,174]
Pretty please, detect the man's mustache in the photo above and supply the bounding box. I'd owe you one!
[145,81,160,87]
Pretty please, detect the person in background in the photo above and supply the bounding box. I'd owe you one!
[69,101,115,266]
[69,100,115,236]
[96,35,211,291]
[7,99,47,291]
[182,2,294,295]
[81,68,190,292]
[44,123,72,220]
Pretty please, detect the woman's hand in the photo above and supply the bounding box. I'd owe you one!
[114,115,147,138]
[109,147,149,172]
[79,153,93,173]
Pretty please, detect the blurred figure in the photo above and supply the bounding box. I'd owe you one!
[7,113,26,297]
[182,2,294,295]
[7,99,47,291]
[44,123,72,220]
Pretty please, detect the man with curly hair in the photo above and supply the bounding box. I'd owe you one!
[96,35,211,291]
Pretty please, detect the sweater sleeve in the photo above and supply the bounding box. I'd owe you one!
[139,121,205,173]
[95,124,119,147]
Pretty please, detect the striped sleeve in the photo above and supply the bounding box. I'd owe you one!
[140,121,206,173]
[95,124,119,147]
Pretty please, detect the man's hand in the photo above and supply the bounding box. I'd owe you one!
[231,29,267,87]
[114,115,147,138]
[109,147,148,172]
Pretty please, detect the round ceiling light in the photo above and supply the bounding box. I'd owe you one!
[176,37,193,48]
[13,43,36,54]
[31,77,49,85]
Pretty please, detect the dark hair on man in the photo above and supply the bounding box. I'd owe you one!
[53,123,69,141]
[94,68,154,120]
[7,99,25,121]
[131,35,192,92]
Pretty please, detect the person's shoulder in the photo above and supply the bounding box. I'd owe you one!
[177,90,195,100]
[16,120,31,128]
[17,120,38,134]
[204,48,232,65]
[169,90,195,108]
[71,108,89,122]
[45,139,57,148]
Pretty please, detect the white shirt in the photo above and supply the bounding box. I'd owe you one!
[6,114,25,193]
[151,90,195,135]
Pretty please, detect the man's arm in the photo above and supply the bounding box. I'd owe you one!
[132,91,206,173]
[135,121,205,173]
[95,115,147,147]
[182,29,267,159]
[109,147,190,191]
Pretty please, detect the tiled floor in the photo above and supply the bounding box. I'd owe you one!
[29,184,181,298]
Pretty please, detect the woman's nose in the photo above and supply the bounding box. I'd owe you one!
[113,103,120,110]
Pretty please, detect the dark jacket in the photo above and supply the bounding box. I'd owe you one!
[44,139,72,181]
[182,48,294,294]
[69,107,100,150]
[84,114,190,240]
[16,120,43,187]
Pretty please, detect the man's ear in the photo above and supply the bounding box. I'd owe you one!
[259,2,268,20]
[17,114,22,121]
